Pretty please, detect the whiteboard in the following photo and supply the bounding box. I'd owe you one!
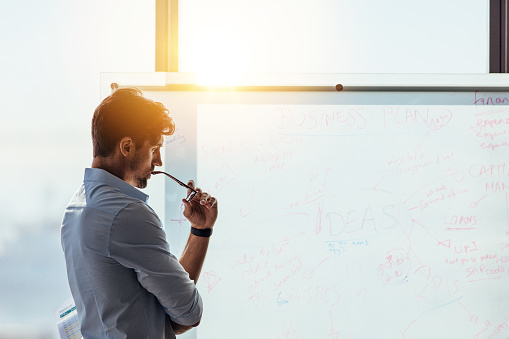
[144,89,509,339]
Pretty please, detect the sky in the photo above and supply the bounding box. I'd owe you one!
[0,0,489,337]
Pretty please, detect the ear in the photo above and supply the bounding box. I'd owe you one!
[119,137,135,157]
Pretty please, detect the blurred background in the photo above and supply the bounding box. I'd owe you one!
[0,0,488,337]
[0,1,154,337]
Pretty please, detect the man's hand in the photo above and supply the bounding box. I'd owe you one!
[182,180,218,229]
[170,319,200,335]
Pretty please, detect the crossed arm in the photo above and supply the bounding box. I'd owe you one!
[170,181,218,334]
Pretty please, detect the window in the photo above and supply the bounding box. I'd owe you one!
[178,0,489,74]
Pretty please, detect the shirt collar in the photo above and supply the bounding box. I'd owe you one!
[84,168,149,203]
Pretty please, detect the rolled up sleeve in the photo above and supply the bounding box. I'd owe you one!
[109,202,203,326]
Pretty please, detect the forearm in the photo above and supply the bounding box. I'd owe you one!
[170,233,207,334]
[179,233,210,283]
[179,181,217,284]
[169,316,201,335]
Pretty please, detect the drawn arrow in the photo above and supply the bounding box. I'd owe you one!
[276,291,289,305]
[205,271,222,293]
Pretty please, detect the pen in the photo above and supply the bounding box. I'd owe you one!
[151,171,198,202]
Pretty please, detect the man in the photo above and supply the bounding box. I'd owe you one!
[61,87,217,338]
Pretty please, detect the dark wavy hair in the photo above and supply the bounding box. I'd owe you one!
[91,87,175,157]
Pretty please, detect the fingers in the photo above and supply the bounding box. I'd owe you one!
[187,180,196,194]
[208,197,217,208]
[199,192,218,208]
[184,180,198,203]
[184,180,217,208]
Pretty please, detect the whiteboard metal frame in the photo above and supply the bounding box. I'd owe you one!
[101,72,509,98]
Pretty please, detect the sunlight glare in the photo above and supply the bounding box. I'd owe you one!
[194,28,248,87]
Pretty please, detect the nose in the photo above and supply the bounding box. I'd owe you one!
[153,149,163,167]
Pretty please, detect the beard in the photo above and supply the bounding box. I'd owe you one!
[129,153,150,189]
[134,176,148,189]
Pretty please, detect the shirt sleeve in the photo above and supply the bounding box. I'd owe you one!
[108,201,203,326]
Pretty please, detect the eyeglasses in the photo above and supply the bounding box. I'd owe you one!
[151,171,198,202]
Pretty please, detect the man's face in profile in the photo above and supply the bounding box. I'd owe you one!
[129,136,164,189]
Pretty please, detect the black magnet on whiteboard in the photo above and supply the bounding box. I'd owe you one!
[335,84,344,91]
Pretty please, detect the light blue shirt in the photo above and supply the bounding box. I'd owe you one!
[61,168,202,339]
